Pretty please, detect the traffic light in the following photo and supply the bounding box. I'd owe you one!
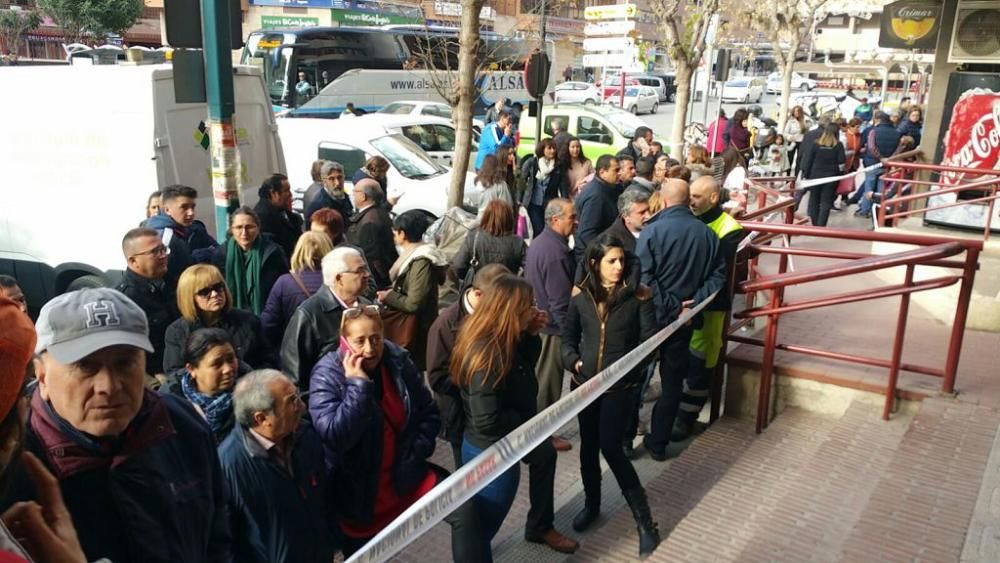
[165,0,244,50]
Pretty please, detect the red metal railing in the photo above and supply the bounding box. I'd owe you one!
[879,150,1000,241]
[724,222,982,433]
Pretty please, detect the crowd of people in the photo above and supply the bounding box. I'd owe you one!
[0,97,770,563]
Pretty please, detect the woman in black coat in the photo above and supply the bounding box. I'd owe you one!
[561,233,660,558]
[212,206,289,316]
[801,123,847,227]
[163,264,274,373]
[452,199,526,282]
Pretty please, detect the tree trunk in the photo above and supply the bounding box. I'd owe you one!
[776,37,801,131]
[447,0,484,210]
[668,61,693,157]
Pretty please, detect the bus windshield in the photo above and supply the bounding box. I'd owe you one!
[242,32,292,101]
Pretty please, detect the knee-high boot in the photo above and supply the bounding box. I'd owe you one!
[623,486,661,558]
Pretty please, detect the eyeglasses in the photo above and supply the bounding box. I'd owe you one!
[342,304,381,321]
[196,282,227,298]
[341,266,370,277]
[131,244,169,258]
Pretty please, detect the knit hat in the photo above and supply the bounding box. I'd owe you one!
[0,297,35,420]
[35,288,152,364]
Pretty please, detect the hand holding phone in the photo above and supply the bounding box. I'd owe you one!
[341,337,368,379]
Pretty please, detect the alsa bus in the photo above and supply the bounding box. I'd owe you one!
[240,25,555,116]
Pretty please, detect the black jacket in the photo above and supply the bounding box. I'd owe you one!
[117,269,179,376]
[210,236,289,316]
[574,175,620,261]
[346,205,398,289]
[451,228,526,280]
[520,155,567,206]
[218,424,333,563]
[461,334,541,449]
[795,126,824,176]
[253,200,303,259]
[425,297,470,445]
[636,205,726,327]
[164,308,274,374]
[802,142,846,180]
[145,214,219,287]
[305,187,354,226]
[562,284,656,391]
[280,287,372,391]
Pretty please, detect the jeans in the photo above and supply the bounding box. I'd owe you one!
[647,327,693,452]
[858,169,882,214]
[578,390,642,497]
[528,204,545,239]
[462,440,520,541]
[808,182,838,227]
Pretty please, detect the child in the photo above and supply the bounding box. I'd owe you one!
[767,135,790,176]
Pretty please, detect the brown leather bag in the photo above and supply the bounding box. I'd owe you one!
[380,307,418,348]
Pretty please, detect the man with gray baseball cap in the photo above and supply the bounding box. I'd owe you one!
[4,288,233,562]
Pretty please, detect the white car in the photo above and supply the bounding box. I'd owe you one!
[606,86,659,115]
[721,77,765,103]
[358,114,479,169]
[277,117,480,218]
[779,92,879,121]
[766,72,817,94]
[552,81,602,105]
[376,100,485,133]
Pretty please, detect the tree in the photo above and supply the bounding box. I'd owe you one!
[0,8,42,58]
[649,0,724,157]
[36,0,85,43]
[36,0,143,44]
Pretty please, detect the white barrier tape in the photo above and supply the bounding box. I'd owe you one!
[796,162,882,190]
[346,290,720,563]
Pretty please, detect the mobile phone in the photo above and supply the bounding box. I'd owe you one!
[339,336,351,355]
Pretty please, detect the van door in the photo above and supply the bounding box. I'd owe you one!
[575,115,616,158]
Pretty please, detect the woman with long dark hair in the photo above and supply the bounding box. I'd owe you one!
[521,138,561,235]
[475,154,515,218]
[561,234,660,557]
[724,108,751,153]
[801,122,846,227]
[559,136,593,198]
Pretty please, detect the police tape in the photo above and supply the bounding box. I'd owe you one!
[346,290,719,563]
[795,162,882,190]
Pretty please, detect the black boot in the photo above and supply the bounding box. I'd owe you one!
[572,483,601,532]
[623,487,661,558]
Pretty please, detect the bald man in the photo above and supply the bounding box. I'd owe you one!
[636,176,726,461]
[672,177,745,440]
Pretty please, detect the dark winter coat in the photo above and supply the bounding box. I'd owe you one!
[425,298,471,445]
[253,200,304,259]
[636,205,726,327]
[280,287,373,391]
[346,205,398,289]
[562,284,656,391]
[896,118,922,146]
[6,390,231,563]
[352,168,388,195]
[520,155,567,206]
[803,142,846,180]
[218,424,333,563]
[145,214,219,286]
[117,269,179,376]
[308,341,440,524]
[460,335,541,449]
[724,121,751,151]
[305,187,354,226]
[451,228,526,280]
[795,125,825,176]
[164,308,273,374]
[261,269,325,347]
[210,236,289,316]
[861,122,902,166]
[574,175,620,261]
[382,246,447,371]
[524,227,574,335]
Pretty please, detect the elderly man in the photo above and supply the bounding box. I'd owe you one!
[116,227,179,378]
[346,179,397,289]
[281,246,373,390]
[5,288,231,562]
[254,173,303,258]
[574,155,621,262]
[550,117,572,154]
[219,369,332,563]
[305,161,353,226]
[637,180,726,461]
[672,176,744,440]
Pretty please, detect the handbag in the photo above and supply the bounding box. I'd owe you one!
[381,307,419,348]
[460,231,480,291]
[288,271,311,297]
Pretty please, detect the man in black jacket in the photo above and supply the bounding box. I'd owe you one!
[254,174,303,258]
[305,161,353,226]
[117,227,179,379]
[346,179,397,289]
[574,155,620,262]
[636,179,726,460]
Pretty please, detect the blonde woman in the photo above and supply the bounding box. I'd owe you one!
[261,231,334,345]
[164,264,273,373]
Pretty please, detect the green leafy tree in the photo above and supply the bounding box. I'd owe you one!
[0,8,43,57]
[37,0,143,44]
[36,0,85,43]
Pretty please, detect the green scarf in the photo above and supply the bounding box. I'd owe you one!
[225,237,263,315]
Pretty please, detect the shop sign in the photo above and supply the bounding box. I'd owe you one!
[584,4,637,21]
[261,15,320,29]
[330,8,423,26]
[878,0,942,50]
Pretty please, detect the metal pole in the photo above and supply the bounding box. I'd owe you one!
[535,0,546,147]
[884,264,913,420]
[201,0,241,241]
[702,46,713,125]
[942,247,979,394]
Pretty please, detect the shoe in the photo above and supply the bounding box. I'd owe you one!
[623,487,662,558]
[831,204,843,212]
[642,435,668,462]
[671,419,693,442]
[525,528,579,554]
[572,503,601,532]
[551,436,572,452]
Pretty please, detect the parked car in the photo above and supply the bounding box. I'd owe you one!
[630,74,677,103]
[376,100,485,133]
[516,102,666,161]
[606,86,659,115]
[277,117,480,218]
[359,114,479,169]
[721,77,766,103]
[553,81,602,105]
[599,75,640,100]
[765,72,817,94]
[778,92,880,122]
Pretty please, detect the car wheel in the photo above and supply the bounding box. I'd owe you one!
[668,92,676,103]
[67,274,107,292]
[805,83,813,91]
[630,105,638,114]
[584,98,595,105]
[744,94,750,103]
[651,103,658,114]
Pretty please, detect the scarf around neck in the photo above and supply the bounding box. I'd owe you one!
[181,372,234,438]
[536,157,556,180]
[225,237,263,314]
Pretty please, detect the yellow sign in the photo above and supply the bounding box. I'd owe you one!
[585,4,637,21]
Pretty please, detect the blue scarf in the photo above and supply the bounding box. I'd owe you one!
[180,372,234,438]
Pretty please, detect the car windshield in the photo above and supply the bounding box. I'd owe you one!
[378,103,415,115]
[726,79,748,87]
[370,134,446,179]
[601,108,647,137]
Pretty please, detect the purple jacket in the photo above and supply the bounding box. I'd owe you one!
[524,227,573,335]
[261,270,325,346]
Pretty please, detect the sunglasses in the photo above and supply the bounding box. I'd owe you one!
[196,282,227,298]
[342,304,381,321]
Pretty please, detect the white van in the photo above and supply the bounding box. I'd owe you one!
[0,64,284,310]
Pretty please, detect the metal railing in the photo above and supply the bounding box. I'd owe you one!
[878,150,1000,241]
[724,220,982,433]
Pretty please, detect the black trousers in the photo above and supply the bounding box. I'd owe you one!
[808,181,838,227]
[648,327,693,452]
[523,439,557,537]
[578,389,642,499]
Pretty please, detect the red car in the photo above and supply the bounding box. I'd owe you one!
[599,76,640,100]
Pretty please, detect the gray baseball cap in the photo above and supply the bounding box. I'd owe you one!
[35,288,153,364]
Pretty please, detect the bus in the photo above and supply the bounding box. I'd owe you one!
[241,25,554,117]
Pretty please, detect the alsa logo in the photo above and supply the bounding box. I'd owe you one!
[482,74,525,91]
[941,90,1000,185]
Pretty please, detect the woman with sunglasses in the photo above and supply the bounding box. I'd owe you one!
[211,206,289,316]
[308,305,487,560]
[164,264,273,374]
[162,328,243,443]
[561,234,660,557]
